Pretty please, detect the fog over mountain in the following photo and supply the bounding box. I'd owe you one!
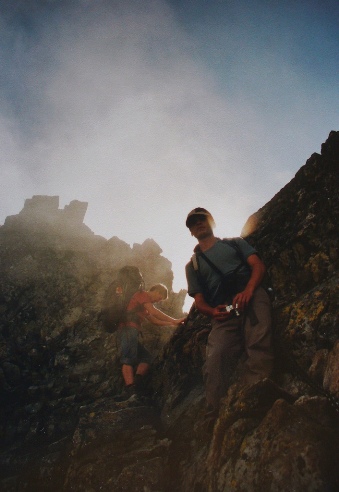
[1,0,338,293]
[0,130,338,491]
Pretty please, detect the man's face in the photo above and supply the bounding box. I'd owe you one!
[188,214,214,240]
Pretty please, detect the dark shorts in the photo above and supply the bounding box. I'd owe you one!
[116,326,152,366]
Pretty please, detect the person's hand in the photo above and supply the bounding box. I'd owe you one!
[164,317,186,327]
[233,287,254,311]
[212,305,235,321]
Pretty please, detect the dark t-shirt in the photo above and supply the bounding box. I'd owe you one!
[185,238,256,306]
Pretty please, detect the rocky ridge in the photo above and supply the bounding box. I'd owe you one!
[0,196,185,491]
[0,131,339,491]
[152,131,339,491]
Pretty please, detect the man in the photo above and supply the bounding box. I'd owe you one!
[116,283,185,401]
[185,207,274,416]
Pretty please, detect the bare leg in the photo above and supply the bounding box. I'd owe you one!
[122,364,134,386]
[136,362,150,377]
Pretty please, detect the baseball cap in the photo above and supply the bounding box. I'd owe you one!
[185,207,215,228]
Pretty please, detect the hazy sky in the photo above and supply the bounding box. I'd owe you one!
[1,0,338,298]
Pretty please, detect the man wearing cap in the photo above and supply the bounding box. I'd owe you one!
[185,208,274,417]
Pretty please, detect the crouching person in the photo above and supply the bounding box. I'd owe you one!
[115,283,185,401]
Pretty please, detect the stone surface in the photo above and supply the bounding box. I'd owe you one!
[64,398,170,491]
[0,199,184,490]
[0,131,339,491]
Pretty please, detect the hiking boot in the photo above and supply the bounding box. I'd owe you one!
[134,374,146,398]
[113,384,138,402]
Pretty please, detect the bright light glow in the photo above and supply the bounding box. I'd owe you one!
[1,1,338,308]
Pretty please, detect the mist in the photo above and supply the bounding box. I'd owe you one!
[1,0,338,294]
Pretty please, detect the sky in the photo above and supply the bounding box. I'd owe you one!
[1,0,338,303]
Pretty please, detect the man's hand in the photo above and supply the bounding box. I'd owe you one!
[212,305,235,321]
[232,254,266,310]
[194,294,236,320]
[233,287,254,311]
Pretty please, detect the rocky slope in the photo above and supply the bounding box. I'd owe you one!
[152,131,339,492]
[0,131,338,491]
[0,196,185,491]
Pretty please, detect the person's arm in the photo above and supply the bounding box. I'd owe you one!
[144,302,185,325]
[146,313,178,326]
[194,293,234,321]
[186,259,233,321]
[232,254,266,310]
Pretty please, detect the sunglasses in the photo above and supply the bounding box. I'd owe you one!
[187,214,208,228]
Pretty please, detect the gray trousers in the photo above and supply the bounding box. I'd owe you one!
[203,287,274,409]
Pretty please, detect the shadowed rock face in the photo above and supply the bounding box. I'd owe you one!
[0,203,185,491]
[0,131,339,491]
[154,131,339,492]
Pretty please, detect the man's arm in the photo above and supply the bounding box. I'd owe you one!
[232,253,266,310]
[144,303,185,325]
[187,258,235,321]
[146,313,179,326]
[194,293,234,321]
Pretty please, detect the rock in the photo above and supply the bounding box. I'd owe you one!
[323,341,339,396]
[0,131,338,490]
[0,194,185,490]
[64,398,170,491]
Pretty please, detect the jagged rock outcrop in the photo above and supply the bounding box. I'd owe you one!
[0,198,185,490]
[151,131,339,491]
[0,131,339,491]
[4,195,93,239]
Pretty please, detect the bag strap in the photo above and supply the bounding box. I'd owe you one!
[221,238,249,268]
[190,253,210,298]
[191,239,247,279]
[199,251,225,277]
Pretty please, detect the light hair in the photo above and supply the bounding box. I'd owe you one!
[149,283,168,300]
